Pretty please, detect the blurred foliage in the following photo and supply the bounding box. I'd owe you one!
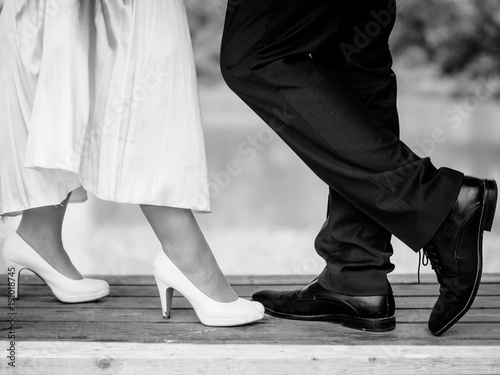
[185,0,226,84]
[391,0,500,78]
[185,0,500,85]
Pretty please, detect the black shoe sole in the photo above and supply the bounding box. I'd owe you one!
[431,179,498,336]
[263,308,396,332]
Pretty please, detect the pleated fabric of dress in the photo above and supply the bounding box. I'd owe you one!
[0,0,211,215]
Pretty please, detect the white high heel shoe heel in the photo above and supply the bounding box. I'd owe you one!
[153,252,265,327]
[3,232,109,303]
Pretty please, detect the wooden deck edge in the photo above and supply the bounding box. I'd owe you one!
[2,342,500,375]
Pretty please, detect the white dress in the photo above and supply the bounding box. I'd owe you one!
[0,0,210,215]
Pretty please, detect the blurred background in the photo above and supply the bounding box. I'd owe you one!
[1,0,499,277]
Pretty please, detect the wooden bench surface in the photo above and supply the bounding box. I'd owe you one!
[1,274,499,374]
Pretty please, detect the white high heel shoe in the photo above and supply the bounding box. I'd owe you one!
[153,251,265,327]
[3,232,109,303]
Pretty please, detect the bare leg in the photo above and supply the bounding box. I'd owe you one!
[140,205,238,302]
[16,192,83,280]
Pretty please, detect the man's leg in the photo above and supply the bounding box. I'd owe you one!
[221,0,497,334]
[221,0,463,255]
[313,1,400,296]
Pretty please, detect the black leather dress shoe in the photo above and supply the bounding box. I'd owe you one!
[424,176,497,336]
[252,279,395,332]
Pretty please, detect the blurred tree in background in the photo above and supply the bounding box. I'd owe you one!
[185,0,500,93]
[185,0,225,84]
[391,0,500,79]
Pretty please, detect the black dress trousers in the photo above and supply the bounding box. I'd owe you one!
[220,0,464,295]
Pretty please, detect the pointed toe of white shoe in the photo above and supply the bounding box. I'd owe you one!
[3,232,110,303]
[49,278,110,303]
[194,298,265,327]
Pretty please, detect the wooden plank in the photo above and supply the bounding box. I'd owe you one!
[4,320,500,345]
[4,283,500,297]
[1,342,500,375]
[395,309,500,323]
[2,295,498,310]
[4,307,499,324]
[391,273,500,284]
[2,273,500,286]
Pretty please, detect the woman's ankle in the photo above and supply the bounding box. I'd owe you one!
[15,229,83,280]
[160,247,238,302]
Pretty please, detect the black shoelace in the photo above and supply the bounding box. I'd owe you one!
[417,245,442,283]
